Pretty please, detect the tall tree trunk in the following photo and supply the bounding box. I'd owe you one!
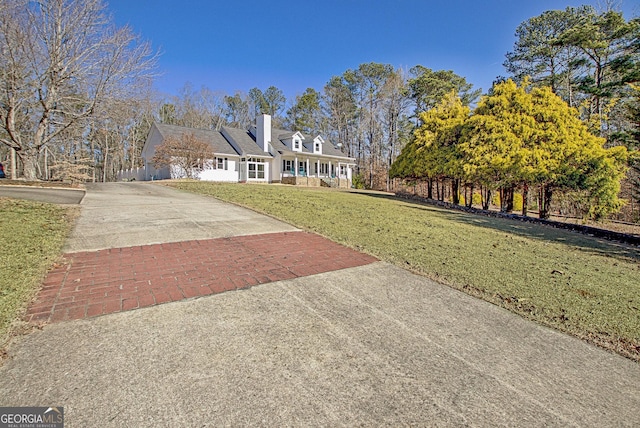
[19,149,39,181]
[10,148,17,179]
[44,147,48,180]
[538,186,543,216]
[427,178,433,199]
[539,184,553,219]
[103,134,109,183]
[522,184,529,216]
[540,184,553,219]
[504,186,514,213]
[452,178,460,205]
[91,138,96,182]
[466,184,474,208]
[131,138,136,169]
[481,186,491,210]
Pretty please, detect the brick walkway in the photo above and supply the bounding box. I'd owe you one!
[26,231,377,324]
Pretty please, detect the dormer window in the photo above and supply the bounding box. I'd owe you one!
[313,136,324,154]
[286,132,305,152]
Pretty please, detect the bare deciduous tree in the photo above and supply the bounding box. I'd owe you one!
[224,92,251,129]
[151,133,214,179]
[168,83,227,130]
[0,0,157,180]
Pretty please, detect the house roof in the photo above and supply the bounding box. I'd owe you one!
[221,126,273,158]
[313,140,351,158]
[154,123,239,156]
[151,121,352,161]
[268,136,292,153]
[272,129,298,140]
[249,125,354,160]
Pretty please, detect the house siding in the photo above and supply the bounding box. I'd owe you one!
[142,124,171,180]
[166,159,239,182]
[199,159,239,182]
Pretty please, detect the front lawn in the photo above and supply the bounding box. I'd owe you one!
[0,198,76,350]
[166,181,640,361]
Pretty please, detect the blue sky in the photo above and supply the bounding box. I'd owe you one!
[106,0,639,101]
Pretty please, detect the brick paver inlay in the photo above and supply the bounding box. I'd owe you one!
[26,231,378,324]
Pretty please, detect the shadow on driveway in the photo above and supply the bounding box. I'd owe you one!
[0,185,85,204]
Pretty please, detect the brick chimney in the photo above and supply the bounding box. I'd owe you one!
[256,114,271,153]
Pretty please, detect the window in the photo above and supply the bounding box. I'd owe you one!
[248,159,266,180]
[320,163,328,175]
[216,157,224,170]
[294,140,300,150]
[315,143,320,152]
[340,165,346,176]
[282,159,293,173]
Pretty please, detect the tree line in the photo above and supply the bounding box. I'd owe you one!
[0,1,482,187]
[154,64,480,190]
[0,1,638,220]
[391,4,639,221]
[390,82,630,220]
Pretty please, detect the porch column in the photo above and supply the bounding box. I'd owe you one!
[316,159,320,177]
[306,159,309,177]
[294,156,298,176]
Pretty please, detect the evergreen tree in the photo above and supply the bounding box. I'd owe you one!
[391,92,469,203]
[407,66,481,119]
[286,88,322,134]
[504,7,588,106]
[558,9,640,137]
[505,6,640,144]
[461,79,628,219]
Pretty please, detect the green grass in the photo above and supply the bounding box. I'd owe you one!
[0,198,76,348]
[167,181,640,361]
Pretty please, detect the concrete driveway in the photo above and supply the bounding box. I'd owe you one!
[1,182,639,426]
[64,182,299,252]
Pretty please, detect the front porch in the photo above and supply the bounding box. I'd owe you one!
[280,157,352,188]
[281,176,351,188]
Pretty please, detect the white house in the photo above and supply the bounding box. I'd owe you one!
[141,114,356,188]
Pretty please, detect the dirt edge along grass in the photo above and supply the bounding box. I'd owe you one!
[166,181,640,362]
[0,198,77,356]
